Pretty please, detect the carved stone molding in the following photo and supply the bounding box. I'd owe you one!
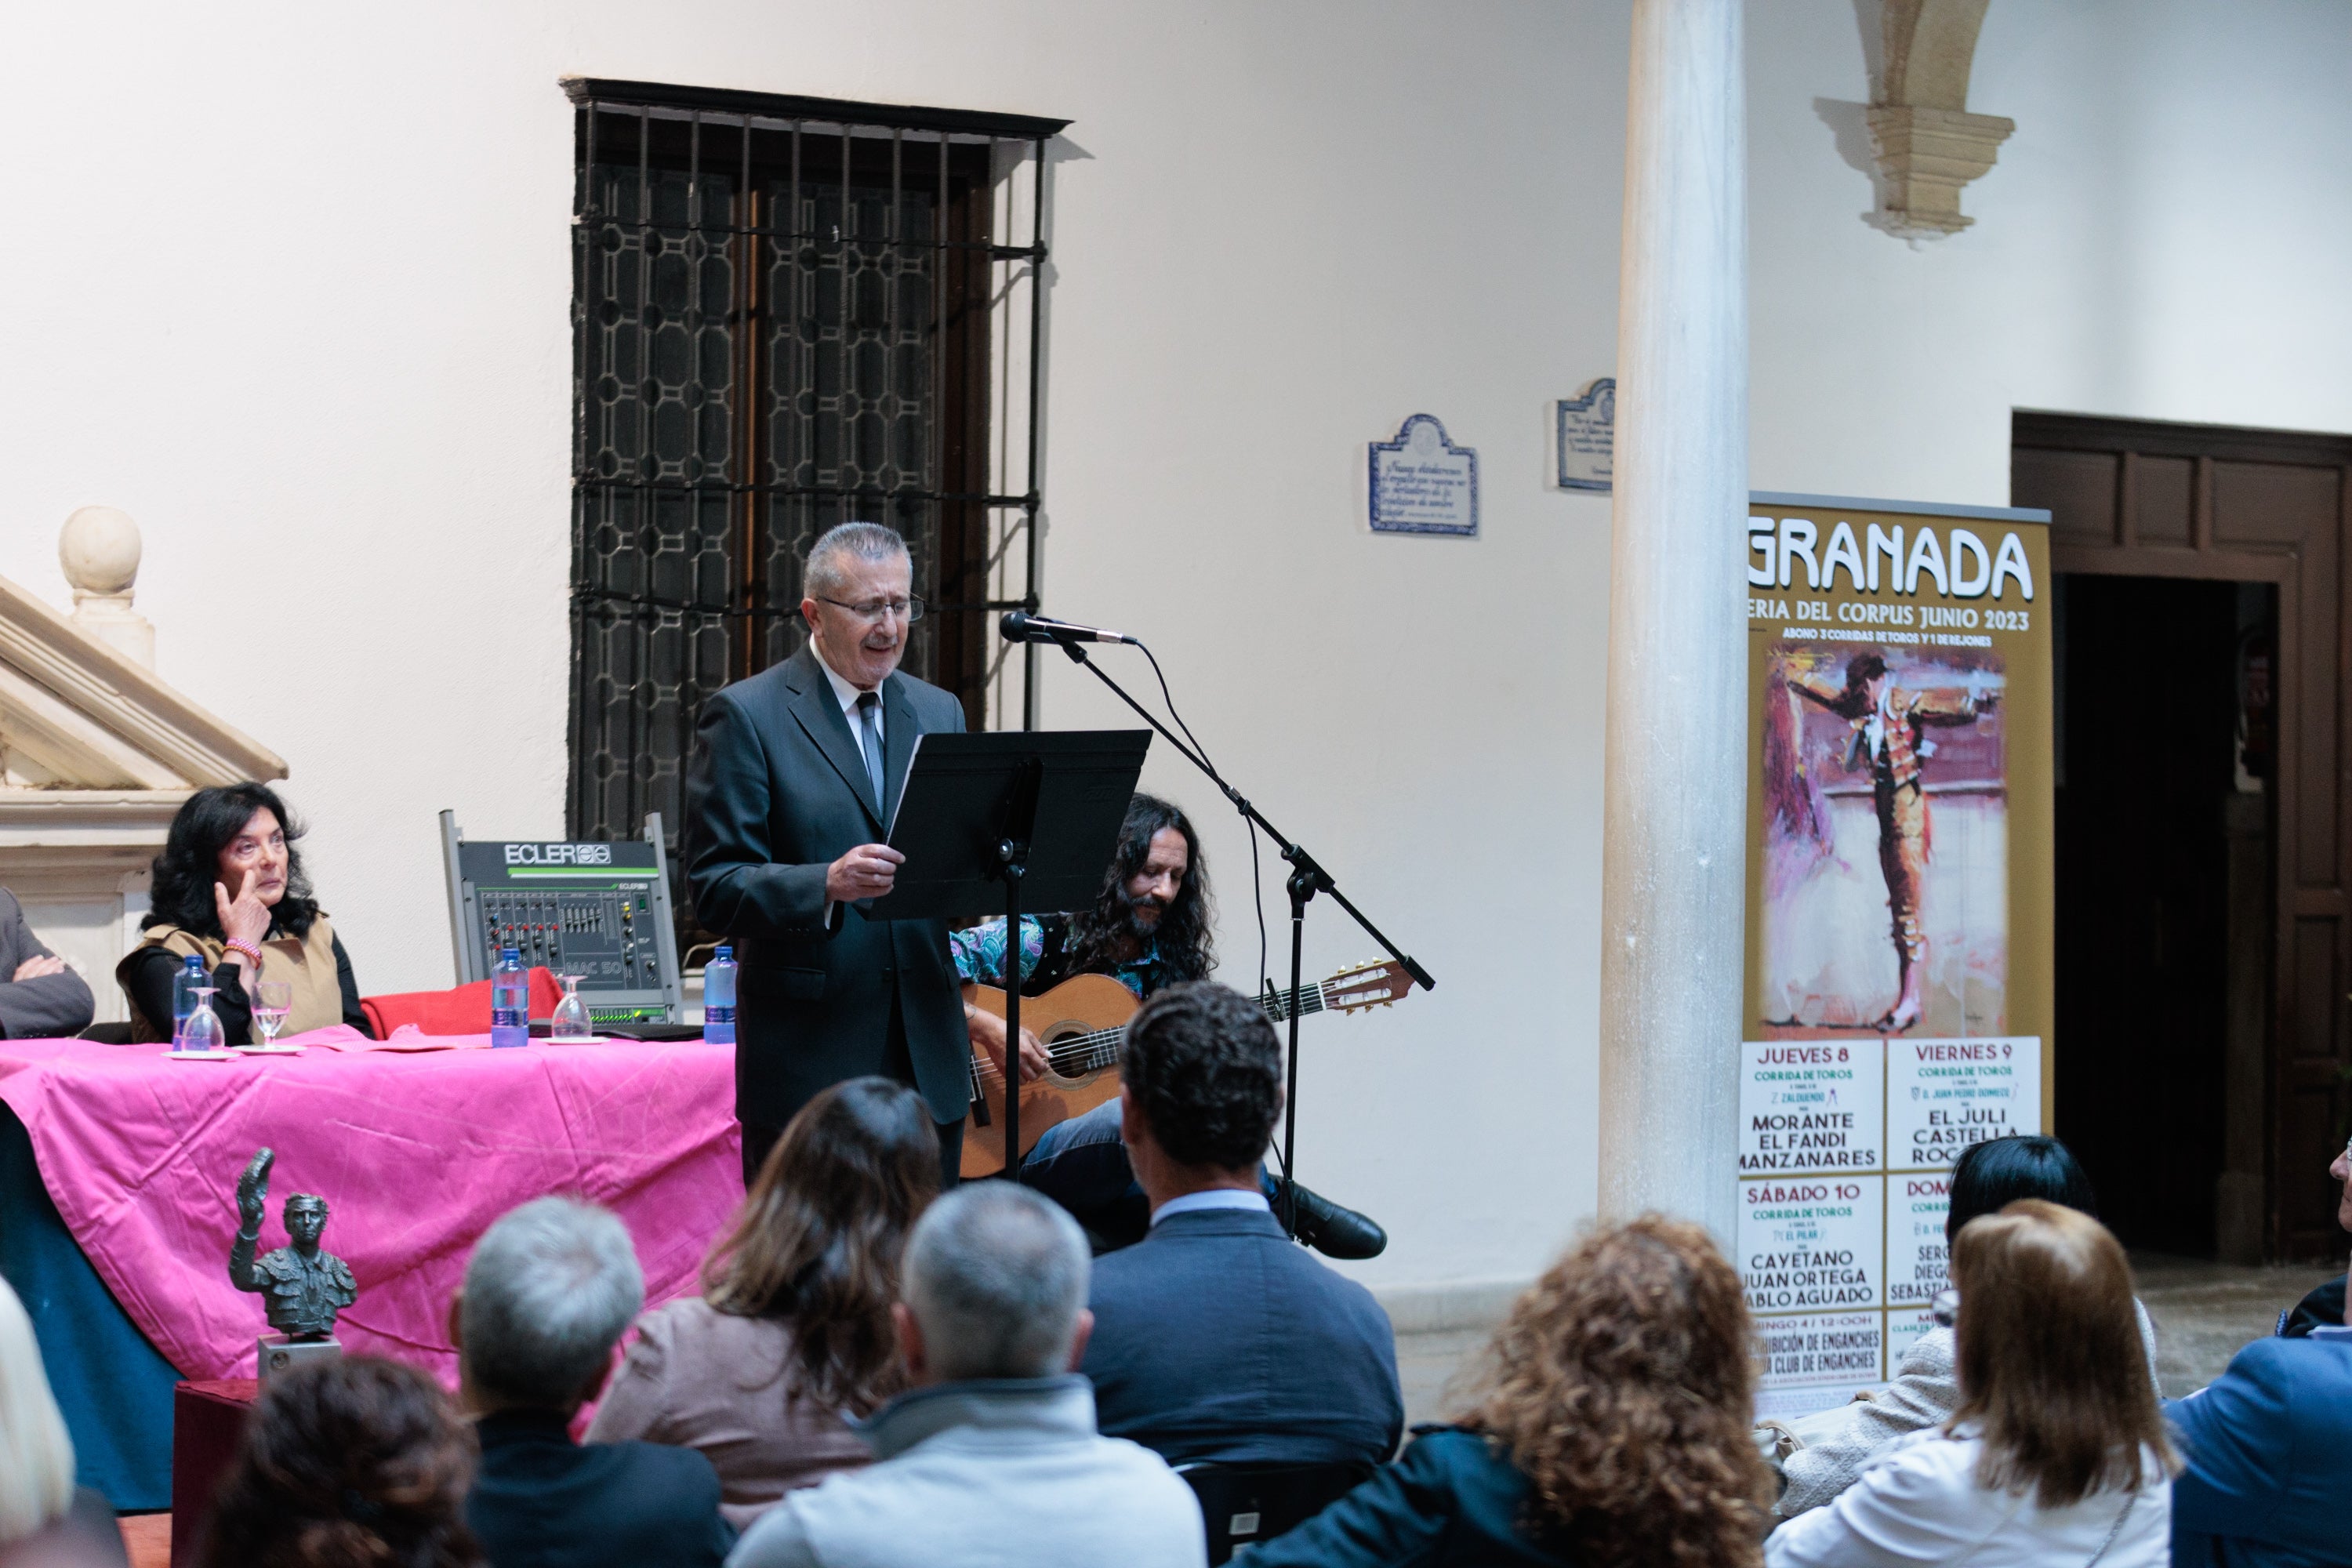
[1870,0,2013,239]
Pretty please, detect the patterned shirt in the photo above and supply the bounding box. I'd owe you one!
[949,915,1167,1000]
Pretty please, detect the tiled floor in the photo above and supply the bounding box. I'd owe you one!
[1389,1251,2347,1428]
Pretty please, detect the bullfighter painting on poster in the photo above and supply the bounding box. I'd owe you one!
[1744,498,2054,1049]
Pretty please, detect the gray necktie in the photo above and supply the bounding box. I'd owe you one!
[856,691,885,811]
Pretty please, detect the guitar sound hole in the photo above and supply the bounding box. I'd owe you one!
[1042,1025,1098,1083]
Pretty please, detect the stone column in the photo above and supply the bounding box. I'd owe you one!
[1597,0,1748,1237]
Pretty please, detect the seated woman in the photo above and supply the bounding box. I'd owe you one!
[1766,1200,2176,1567]
[115,783,372,1044]
[1775,1133,2159,1518]
[586,1076,939,1529]
[1237,1216,1773,1567]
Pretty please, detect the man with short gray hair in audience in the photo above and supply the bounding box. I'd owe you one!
[455,1196,735,1568]
[728,1181,1207,1568]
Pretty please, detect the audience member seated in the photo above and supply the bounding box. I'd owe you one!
[728,1182,1206,1568]
[587,1076,938,1526]
[117,782,372,1043]
[1767,1200,2175,1568]
[1776,1133,2160,1518]
[2165,1132,2352,1567]
[1237,1216,1771,1568]
[0,891,92,1042]
[455,1197,733,1568]
[195,1356,480,1568]
[0,1277,126,1568]
[2273,1134,2352,1338]
[1080,981,1401,1469]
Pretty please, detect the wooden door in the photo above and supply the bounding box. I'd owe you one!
[2013,412,2352,1258]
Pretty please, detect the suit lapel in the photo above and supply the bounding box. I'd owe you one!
[784,646,884,829]
[880,674,920,830]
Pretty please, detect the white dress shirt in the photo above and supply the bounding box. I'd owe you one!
[1765,1427,2170,1568]
[810,637,884,758]
[1149,1187,1270,1227]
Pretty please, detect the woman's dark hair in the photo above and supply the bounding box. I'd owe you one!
[701,1076,940,1416]
[1066,793,1213,982]
[197,1356,481,1568]
[1465,1217,1771,1568]
[1946,1134,2097,1246]
[144,782,321,939]
[1120,981,1284,1170]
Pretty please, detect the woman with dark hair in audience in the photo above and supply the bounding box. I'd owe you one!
[115,782,372,1044]
[1766,1200,2176,1566]
[1239,1215,1773,1567]
[196,1356,481,1568]
[586,1076,940,1528]
[1774,1132,2159,1518]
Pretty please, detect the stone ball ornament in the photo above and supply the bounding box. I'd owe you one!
[60,506,142,597]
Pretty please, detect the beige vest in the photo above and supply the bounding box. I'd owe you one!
[118,916,347,1043]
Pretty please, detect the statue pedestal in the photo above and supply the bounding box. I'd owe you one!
[257,1333,340,1385]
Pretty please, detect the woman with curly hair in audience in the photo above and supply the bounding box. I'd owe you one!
[195,1356,480,1568]
[586,1076,940,1527]
[1239,1215,1774,1566]
[1766,1200,2175,1567]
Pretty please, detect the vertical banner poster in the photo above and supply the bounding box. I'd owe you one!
[1740,493,2053,1417]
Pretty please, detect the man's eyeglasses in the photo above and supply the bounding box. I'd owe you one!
[815,594,925,625]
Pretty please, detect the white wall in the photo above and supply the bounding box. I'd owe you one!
[0,0,2345,1292]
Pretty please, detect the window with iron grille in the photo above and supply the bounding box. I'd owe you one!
[564,80,1063,942]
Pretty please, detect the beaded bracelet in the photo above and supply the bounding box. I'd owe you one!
[223,939,263,969]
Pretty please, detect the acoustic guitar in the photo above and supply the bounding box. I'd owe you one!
[959,960,1413,1178]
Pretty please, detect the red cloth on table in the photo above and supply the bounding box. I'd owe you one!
[359,967,563,1037]
[0,1033,736,1388]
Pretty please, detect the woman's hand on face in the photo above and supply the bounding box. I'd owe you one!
[215,869,272,950]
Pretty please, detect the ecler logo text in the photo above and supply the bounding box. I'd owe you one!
[503,844,614,866]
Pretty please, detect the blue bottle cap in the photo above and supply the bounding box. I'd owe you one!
[713,946,731,960]
[185,953,205,969]
[502,947,521,962]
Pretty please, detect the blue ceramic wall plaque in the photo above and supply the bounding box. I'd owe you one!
[1369,414,1478,536]
[1555,376,1614,492]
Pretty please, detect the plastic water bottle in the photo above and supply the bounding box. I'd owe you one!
[702,946,736,1044]
[490,948,529,1048]
[170,954,205,1047]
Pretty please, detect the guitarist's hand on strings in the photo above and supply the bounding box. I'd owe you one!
[826,844,902,903]
[966,1004,1049,1083]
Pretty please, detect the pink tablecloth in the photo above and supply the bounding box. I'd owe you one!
[0,1028,742,1384]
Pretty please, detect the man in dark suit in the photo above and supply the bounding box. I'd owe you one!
[455,1196,734,1568]
[0,888,93,1038]
[1080,982,1403,1470]
[684,522,992,1186]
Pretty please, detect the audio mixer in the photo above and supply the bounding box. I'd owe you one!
[439,811,684,1024]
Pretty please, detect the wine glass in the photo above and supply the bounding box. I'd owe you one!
[181,988,224,1054]
[550,974,594,1044]
[254,982,292,1047]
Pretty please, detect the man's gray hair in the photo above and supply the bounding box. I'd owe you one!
[903,1183,1089,1381]
[460,1196,643,1409]
[805,521,911,599]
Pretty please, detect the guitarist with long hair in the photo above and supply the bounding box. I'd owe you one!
[952,792,1387,1259]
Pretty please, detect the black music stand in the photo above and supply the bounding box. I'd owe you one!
[868,729,1150,1179]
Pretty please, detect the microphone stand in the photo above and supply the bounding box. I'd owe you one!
[1033,631,1435,1240]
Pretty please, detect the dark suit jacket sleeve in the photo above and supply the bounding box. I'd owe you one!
[2166,1338,2297,1557]
[332,934,372,1037]
[684,690,834,938]
[0,891,94,1039]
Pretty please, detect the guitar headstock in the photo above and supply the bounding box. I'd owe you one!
[1320,960,1414,1013]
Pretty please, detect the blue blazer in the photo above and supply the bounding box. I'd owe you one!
[1081,1206,1403,1468]
[2165,1334,2352,1568]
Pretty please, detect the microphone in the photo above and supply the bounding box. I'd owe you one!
[999,611,1138,646]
